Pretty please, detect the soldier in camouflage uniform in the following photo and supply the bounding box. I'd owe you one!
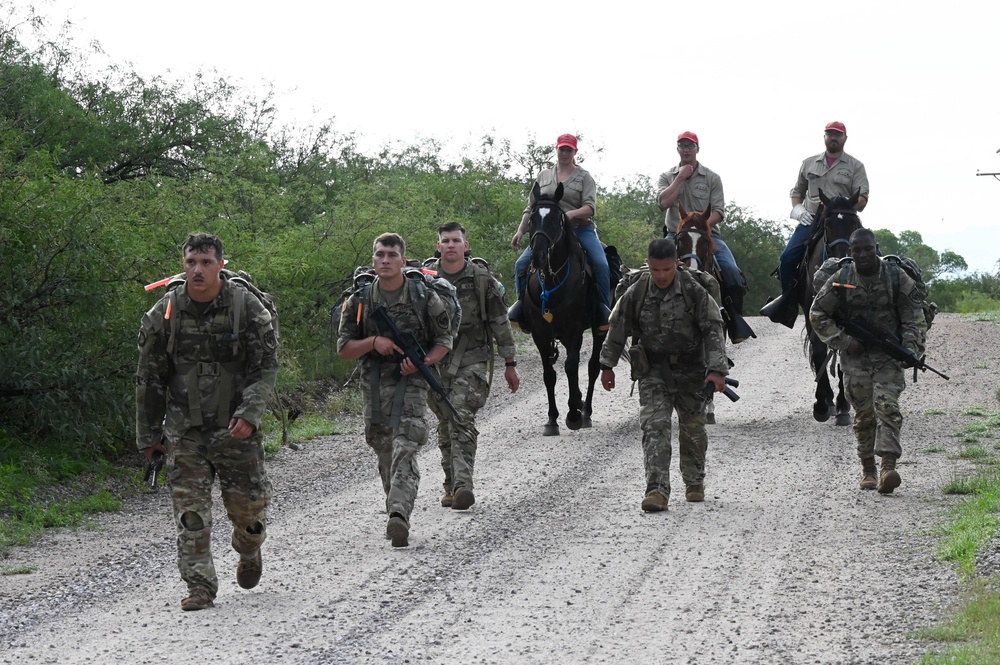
[337,233,454,547]
[599,238,729,512]
[809,228,926,493]
[136,233,279,611]
[425,222,520,511]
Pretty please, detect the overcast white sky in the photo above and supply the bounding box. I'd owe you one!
[25,0,1000,273]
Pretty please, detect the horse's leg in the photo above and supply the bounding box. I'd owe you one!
[810,336,835,422]
[563,336,584,431]
[532,332,561,436]
[834,366,852,426]
[581,331,605,429]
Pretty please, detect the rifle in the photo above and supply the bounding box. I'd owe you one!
[833,314,949,382]
[371,305,461,419]
[700,376,741,413]
[142,450,165,490]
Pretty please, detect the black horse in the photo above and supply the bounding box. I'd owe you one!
[523,182,606,436]
[801,189,863,426]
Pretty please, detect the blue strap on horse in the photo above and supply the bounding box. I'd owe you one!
[539,264,572,321]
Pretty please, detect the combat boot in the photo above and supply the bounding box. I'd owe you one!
[440,491,454,508]
[860,457,878,490]
[452,487,475,511]
[878,455,901,494]
[236,549,262,589]
[641,492,668,512]
[181,587,214,611]
[386,514,410,547]
[685,485,705,502]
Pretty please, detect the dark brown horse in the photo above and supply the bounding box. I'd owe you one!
[800,189,863,425]
[523,182,606,436]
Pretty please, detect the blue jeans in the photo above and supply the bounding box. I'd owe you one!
[778,222,813,292]
[666,232,745,290]
[514,224,611,309]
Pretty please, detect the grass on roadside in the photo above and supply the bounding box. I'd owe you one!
[918,581,1000,664]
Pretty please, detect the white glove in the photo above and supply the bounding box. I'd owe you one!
[790,204,814,225]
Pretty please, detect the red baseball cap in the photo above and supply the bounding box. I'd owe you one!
[824,121,847,134]
[556,134,578,150]
[676,131,699,145]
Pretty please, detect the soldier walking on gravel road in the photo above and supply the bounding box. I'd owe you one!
[598,238,729,511]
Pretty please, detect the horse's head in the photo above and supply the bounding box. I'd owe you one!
[528,181,570,274]
[816,188,863,259]
[675,203,717,272]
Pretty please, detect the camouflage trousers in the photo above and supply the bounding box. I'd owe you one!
[428,362,490,493]
[364,371,430,522]
[842,360,906,459]
[167,427,271,598]
[638,373,708,499]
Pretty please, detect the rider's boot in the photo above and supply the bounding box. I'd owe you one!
[507,299,528,334]
[722,285,755,343]
[508,273,531,334]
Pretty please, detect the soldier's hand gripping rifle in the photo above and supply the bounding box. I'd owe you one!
[371,306,461,419]
[833,314,949,382]
[142,449,165,490]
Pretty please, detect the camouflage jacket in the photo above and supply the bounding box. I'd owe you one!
[336,275,454,383]
[135,277,279,450]
[809,259,926,367]
[424,259,516,371]
[600,269,728,377]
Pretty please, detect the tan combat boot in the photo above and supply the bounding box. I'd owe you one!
[685,485,705,502]
[181,587,214,611]
[641,492,668,512]
[440,491,454,508]
[860,457,878,491]
[878,455,901,494]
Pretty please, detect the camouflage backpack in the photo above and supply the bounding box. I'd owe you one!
[164,268,280,357]
[883,255,937,331]
[814,255,937,333]
[347,262,462,342]
[615,263,722,313]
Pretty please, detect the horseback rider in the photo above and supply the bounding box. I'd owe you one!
[656,131,749,333]
[779,121,869,294]
[508,133,611,333]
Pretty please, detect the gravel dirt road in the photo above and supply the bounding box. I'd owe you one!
[2,314,998,665]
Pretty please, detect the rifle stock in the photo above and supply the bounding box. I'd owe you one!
[833,315,949,381]
[371,306,461,418]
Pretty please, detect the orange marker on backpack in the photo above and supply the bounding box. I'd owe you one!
[832,283,856,289]
[164,299,172,320]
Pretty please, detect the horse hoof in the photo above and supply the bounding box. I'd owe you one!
[566,412,583,431]
[581,416,592,429]
[813,403,832,423]
[835,412,852,426]
[543,424,560,436]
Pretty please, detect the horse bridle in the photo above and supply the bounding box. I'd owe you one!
[528,203,569,277]
[821,208,861,258]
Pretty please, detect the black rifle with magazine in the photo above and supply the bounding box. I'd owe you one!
[371,305,460,419]
[832,314,949,382]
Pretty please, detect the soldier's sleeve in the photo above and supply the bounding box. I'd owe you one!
[693,284,728,375]
[809,279,851,351]
[232,292,279,429]
[426,289,455,351]
[336,292,364,353]
[135,302,170,450]
[895,269,926,357]
[599,286,637,368]
[485,279,517,360]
